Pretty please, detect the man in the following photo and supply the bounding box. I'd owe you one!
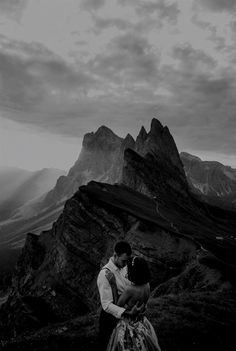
[97,241,134,349]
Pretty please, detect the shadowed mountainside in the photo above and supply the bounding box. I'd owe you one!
[0,180,235,350]
[0,119,236,351]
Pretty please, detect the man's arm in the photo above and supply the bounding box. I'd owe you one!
[117,288,146,318]
[117,288,131,307]
[97,270,125,319]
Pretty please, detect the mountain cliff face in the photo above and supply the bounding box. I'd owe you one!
[135,119,185,174]
[41,126,125,210]
[123,119,188,199]
[181,152,236,210]
[0,119,236,351]
[3,121,234,255]
[40,119,186,212]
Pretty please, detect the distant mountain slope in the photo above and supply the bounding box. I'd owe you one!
[0,167,33,203]
[180,152,236,210]
[0,168,66,221]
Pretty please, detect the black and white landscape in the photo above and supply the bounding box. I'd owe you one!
[0,119,236,351]
[0,1,236,350]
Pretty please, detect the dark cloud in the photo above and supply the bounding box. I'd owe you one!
[172,44,216,73]
[198,0,236,12]
[0,47,95,113]
[29,60,95,91]
[135,0,179,24]
[93,17,131,32]
[0,0,27,18]
[0,34,57,60]
[194,75,234,99]
[0,52,45,110]
[0,0,235,162]
[0,94,160,140]
[88,33,159,84]
[158,51,236,155]
[80,0,106,11]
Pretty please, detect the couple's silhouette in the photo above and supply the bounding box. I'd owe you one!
[97,241,161,351]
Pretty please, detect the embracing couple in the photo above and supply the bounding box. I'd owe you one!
[97,240,161,351]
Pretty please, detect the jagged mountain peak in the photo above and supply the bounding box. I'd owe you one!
[82,125,122,151]
[135,126,148,153]
[43,118,186,211]
[95,125,119,138]
[134,118,184,175]
[137,126,148,139]
[150,118,164,135]
[123,133,135,147]
[125,133,135,141]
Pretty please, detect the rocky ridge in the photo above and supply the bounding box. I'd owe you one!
[2,120,235,254]
[0,119,236,351]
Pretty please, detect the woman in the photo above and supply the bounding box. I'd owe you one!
[106,256,161,351]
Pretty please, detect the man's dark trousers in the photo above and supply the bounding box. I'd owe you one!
[99,309,117,350]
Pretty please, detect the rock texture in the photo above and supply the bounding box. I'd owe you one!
[41,126,125,210]
[2,120,235,255]
[38,119,186,212]
[181,152,236,210]
[0,119,236,351]
[0,180,235,350]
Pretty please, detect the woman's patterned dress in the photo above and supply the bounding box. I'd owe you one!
[106,315,161,351]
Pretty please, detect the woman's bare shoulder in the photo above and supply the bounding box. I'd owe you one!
[125,285,135,293]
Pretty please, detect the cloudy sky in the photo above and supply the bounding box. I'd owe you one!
[0,0,236,171]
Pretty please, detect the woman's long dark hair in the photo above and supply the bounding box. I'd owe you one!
[127,256,151,285]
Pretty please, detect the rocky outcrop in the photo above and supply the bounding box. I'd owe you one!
[1,119,236,351]
[39,119,186,212]
[0,180,201,334]
[181,152,236,210]
[0,180,236,350]
[121,145,236,266]
[122,119,188,198]
[135,119,184,174]
[40,126,125,211]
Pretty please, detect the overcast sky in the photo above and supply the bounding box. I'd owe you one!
[0,0,236,171]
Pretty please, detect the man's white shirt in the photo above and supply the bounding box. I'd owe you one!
[97,257,131,319]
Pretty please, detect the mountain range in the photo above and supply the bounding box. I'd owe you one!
[0,118,235,351]
[1,120,235,254]
[181,152,236,210]
[0,120,235,277]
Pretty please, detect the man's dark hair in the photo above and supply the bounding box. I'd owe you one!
[114,241,132,256]
[127,256,150,285]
